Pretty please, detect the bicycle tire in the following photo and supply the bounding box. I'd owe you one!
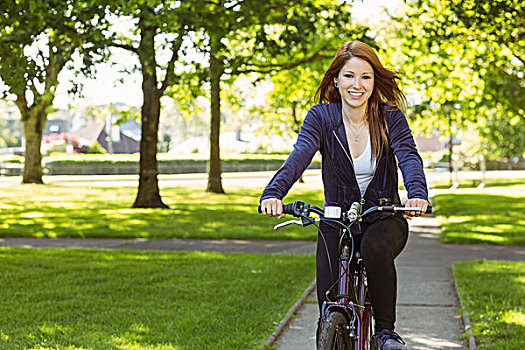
[318,311,353,350]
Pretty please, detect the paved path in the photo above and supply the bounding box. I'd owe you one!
[273,216,525,350]
[0,237,316,255]
[2,169,523,189]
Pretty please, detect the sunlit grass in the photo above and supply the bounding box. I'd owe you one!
[431,177,525,190]
[0,183,323,240]
[503,310,525,326]
[0,248,315,349]
[454,260,525,349]
[433,181,525,245]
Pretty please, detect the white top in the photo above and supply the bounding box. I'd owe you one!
[352,135,377,195]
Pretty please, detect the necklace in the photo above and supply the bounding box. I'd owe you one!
[349,122,367,142]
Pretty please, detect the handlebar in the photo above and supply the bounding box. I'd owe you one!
[257,201,324,217]
[258,200,432,230]
[258,201,432,217]
[366,204,432,215]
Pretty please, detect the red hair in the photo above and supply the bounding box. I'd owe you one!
[315,40,406,159]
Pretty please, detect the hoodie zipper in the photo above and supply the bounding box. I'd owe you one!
[333,130,384,231]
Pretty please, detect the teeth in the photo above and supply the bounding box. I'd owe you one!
[349,92,363,96]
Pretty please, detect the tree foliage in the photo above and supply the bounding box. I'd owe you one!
[0,0,110,183]
[389,0,524,157]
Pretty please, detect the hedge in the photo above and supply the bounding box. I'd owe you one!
[0,155,321,176]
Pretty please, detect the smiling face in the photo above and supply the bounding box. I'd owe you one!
[334,57,375,112]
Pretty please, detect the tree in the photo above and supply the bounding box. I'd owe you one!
[188,0,359,193]
[478,106,525,159]
[387,0,524,158]
[0,0,110,183]
[107,1,193,208]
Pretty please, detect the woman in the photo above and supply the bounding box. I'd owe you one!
[259,40,429,350]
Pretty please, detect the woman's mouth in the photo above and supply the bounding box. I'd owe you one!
[349,91,364,98]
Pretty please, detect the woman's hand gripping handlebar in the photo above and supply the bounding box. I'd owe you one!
[403,197,430,219]
[259,198,286,219]
[258,200,325,231]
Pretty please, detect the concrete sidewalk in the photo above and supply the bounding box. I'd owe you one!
[0,237,316,255]
[272,216,525,350]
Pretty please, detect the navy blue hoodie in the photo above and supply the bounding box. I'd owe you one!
[260,103,429,230]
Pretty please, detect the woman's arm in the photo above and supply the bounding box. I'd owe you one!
[260,106,323,204]
[388,108,429,203]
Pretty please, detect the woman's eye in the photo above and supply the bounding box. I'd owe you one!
[344,74,353,78]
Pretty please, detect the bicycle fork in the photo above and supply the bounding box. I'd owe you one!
[348,250,370,350]
[321,238,370,349]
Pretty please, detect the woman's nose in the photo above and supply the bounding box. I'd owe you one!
[352,77,360,88]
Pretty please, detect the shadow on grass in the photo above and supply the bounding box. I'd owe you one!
[0,248,315,349]
[0,184,323,240]
[435,193,525,245]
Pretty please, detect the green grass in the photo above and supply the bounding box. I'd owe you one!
[433,182,525,245]
[432,177,525,190]
[0,248,315,350]
[454,260,525,349]
[0,183,323,240]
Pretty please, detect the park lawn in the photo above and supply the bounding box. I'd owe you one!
[0,183,323,240]
[454,260,525,349]
[433,181,525,245]
[0,248,315,350]
[431,176,525,190]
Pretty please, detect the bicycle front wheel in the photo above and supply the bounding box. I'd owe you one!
[318,311,353,350]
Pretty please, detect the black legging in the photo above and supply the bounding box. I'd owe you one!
[316,215,408,332]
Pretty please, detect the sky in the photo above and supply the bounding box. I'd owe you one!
[51,0,403,109]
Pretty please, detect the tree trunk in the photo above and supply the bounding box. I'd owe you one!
[21,107,45,184]
[207,40,225,194]
[132,16,168,208]
[16,56,61,185]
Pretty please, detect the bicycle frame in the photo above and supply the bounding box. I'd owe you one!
[320,228,372,350]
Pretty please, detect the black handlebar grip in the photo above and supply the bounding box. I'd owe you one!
[282,203,295,215]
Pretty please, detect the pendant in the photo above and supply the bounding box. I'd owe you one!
[354,137,358,142]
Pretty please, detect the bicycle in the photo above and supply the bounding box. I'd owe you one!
[260,198,431,350]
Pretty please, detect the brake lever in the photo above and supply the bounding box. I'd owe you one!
[273,217,318,231]
[274,220,302,231]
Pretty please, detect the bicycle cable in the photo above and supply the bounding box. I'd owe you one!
[314,218,355,301]
[311,218,334,288]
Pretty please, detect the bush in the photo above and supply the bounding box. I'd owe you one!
[84,141,107,154]
[40,154,320,175]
